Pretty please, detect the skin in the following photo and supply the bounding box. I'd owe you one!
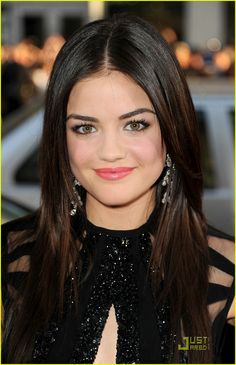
[66,70,166,230]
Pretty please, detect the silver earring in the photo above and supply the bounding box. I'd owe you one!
[70,178,83,216]
[161,154,175,204]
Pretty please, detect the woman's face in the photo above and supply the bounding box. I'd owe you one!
[66,71,166,209]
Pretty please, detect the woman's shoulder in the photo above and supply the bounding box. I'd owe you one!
[2,211,38,235]
[206,225,234,325]
[2,213,39,308]
[207,225,234,271]
[2,212,38,272]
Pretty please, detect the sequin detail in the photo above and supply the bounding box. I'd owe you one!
[32,320,60,363]
[156,298,176,363]
[31,229,179,364]
[138,234,181,363]
[70,233,140,363]
[31,278,73,363]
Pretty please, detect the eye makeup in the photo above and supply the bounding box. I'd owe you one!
[70,119,151,135]
[71,124,96,134]
[124,119,150,131]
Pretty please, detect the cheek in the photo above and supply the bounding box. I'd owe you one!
[67,135,94,169]
[129,135,165,167]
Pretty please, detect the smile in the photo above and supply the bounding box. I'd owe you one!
[94,167,135,180]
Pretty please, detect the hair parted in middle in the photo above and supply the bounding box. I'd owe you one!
[43,13,203,210]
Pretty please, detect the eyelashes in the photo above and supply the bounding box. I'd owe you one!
[70,119,150,135]
[124,119,150,132]
[71,124,96,134]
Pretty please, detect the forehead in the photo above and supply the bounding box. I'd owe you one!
[67,71,154,116]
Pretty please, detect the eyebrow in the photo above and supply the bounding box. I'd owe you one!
[66,108,155,122]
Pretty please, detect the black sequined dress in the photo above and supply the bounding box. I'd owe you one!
[2,211,234,363]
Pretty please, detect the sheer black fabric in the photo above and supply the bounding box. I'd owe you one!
[2,212,234,363]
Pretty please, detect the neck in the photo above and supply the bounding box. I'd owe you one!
[85,189,156,230]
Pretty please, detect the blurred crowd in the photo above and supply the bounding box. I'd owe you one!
[162,27,234,78]
[2,35,65,118]
[2,27,234,119]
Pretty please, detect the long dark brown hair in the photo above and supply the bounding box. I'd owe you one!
[4,14,212,363]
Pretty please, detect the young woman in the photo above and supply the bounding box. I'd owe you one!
[2,14,234,364]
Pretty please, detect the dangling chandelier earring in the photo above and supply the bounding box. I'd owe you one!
[161,153,175,204]
[70,178,83,216]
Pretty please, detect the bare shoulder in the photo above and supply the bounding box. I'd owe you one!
[207,234,234,264]
[207,229,235,323]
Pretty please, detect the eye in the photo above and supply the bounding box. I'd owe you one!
[71,124,96,134]
[124,119,150,132]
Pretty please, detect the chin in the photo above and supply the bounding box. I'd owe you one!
[98,197,133,208]
[91,190,148,208]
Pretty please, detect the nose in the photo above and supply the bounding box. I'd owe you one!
[98,131,126,162]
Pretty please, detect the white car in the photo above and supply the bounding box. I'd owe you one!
[2,79,234,235]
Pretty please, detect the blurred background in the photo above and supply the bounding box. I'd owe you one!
[2,1,234,237]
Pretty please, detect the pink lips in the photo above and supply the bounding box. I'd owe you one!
[95,167,135,180]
